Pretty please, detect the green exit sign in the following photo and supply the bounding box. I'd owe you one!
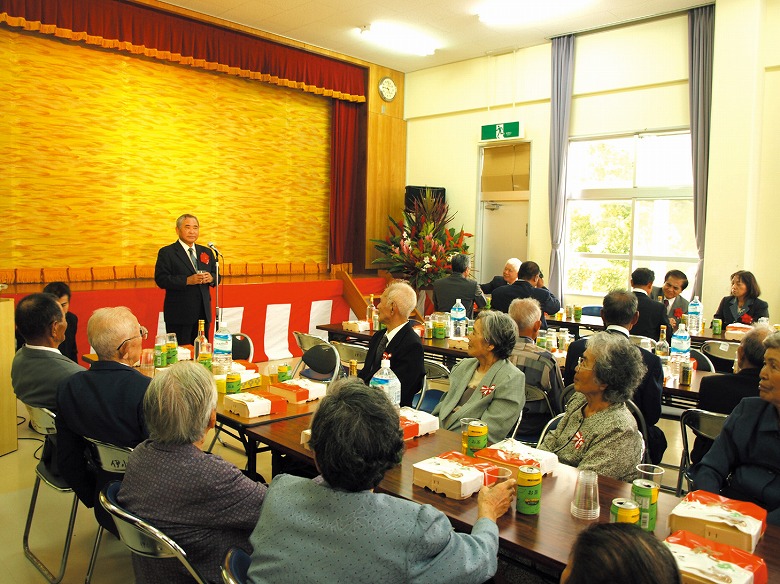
[481,122,521,140]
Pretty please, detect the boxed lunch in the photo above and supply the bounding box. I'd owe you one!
[665,530,767,584]
[269,379,327,404]
[399,407,439,440]
[343,320,370,333]
[668,491,767,553]
[224,392,286,418]
[412,451,499,499]
[474,438,558,476]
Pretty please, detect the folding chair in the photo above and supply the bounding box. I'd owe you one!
[700,340,739,373]
[690,348,715,372]
[629,335,657,350]
[221,546,251,584]
[511,386,555,445]
[677,408,728,496]
[292,331,327,352]
[423,359,450,381]
[581,305,602,317]
[83,438,133,583]
[625,399,650,465]
[331,341,368,365]
[411,375,446,413]
[291,343,342,383]
[99,482,208,584]
[23,406,79,584]
[536,413,564,447]
[231,333,254,362]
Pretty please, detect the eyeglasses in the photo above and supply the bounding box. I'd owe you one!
[576,356,594,370]
[117,326,148,352]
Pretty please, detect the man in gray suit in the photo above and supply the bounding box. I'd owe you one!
[433,253,487,318]
[12,293,85,475]
[651,269,690,329]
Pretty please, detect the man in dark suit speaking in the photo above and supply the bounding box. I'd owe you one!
[631,267,671,341]
[155,214,216,344]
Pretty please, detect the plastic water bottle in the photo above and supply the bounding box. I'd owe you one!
[687,296,703,335]
[213,321,232,375]
[369,358,401,410]
[670,323,691,379]
[450,298,467,337]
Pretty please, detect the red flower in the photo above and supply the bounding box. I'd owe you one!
[740,313,753,325]
[674,308,683,319]
[199,252,210,265]
[480,384,496,397]
[382,351,391,360]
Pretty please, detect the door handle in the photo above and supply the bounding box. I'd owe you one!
[485,202,501,211]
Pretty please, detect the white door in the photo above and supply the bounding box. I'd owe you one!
[476,200,529,283]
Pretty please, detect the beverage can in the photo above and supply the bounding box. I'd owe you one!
[565,305,574,320]
[466,421,488,456]
[226,372,242,394]
[573,306,583,321]
[349,359,358,377]
[516,465,542,515]
[154,342,167,368]
[610,498,640,524]
[277,363,290,382]
[712,318,722,335]
[680,361,693,385]
[198,351,212,372]
[631,479,659,531]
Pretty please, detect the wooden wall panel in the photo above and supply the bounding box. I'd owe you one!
[1,28,331,269]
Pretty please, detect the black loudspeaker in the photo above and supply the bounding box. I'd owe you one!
[404,185,445,211]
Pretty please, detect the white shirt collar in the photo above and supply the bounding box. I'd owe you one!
[605,324,631,337]
[178,239,195,252]
[384,322,406,345]
[24,344,62,355]
[632,287,648,296]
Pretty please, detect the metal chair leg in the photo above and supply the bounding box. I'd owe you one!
[23,475,79,584]
[206,423,222,453]
[84,525,105,583]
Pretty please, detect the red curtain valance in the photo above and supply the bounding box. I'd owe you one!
[0,0,366,102]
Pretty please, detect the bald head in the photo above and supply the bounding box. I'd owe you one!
[88,307,142,362]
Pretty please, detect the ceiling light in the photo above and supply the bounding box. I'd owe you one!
[357,22,440,56]
[476,0,592,27]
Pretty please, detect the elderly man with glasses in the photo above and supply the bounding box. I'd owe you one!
[55,306,152,535]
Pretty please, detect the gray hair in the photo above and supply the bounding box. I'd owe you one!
[741,324,773,367]
[585,332,647,404]
[88,307,139,359]
[451,253,470,274]
[476,310,518,360]
[601,290,638,326]
[505,258,521,272]
[383,280,417,317]
[508,298,542,331]
[762,330,780,352]
[143,361,217,445]
[176,213,199,229]
[309,377,404,492]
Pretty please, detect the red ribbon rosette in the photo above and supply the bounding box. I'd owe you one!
[480,384,496,397]
[674,308,683,319]
[740,313,753,324]
[382,352,391,360]
[199,252,210,265]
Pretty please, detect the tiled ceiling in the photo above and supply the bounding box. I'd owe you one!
[162,0,707,73]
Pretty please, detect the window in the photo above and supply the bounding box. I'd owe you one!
[564,132,698,297]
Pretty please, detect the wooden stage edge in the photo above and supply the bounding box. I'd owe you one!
[2,271,385,295]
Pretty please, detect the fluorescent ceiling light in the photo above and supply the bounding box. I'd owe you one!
[357,22,440,56]
[476,0,592,27]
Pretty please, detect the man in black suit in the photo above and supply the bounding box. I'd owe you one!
[56,306,151,535]
[690,324,772,464]
[42,282,79,363]
[155,214,217,344]
[433,253,487,318]
[358,281,425,406]
[490,261,560,328]
[650,269,690,330]
[631,267,671,341]
[480,257,521,294]
[563,290,667,464]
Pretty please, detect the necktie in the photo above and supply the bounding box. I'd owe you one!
[664,298,669,309]
[188,247,197,270]
[375,334,389,370]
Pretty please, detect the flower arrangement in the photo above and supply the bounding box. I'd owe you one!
[372,189,472,289]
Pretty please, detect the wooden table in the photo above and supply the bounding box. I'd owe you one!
[246,418,779,576]
[662,370,719,408]
[545,315,606,338]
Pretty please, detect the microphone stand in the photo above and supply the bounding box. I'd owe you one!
[211,248,224,331]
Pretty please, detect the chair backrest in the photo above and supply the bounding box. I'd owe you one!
[629,335,657,350]
[99,482,208,584]
[411,387,446,414]
[85,437,133,473]
[293,343,341,382]
[510,386,554,439]
[292,331,327,352]
[423,359,450,380]
[231,333,254,362]
[536,413,564,447]
[625,399,650,464]
[221,546,250,584]
[678,408,729,495]
[560,384,576,410]
[699,340,739,373]
[581,305,602,317]
[331,341,368,364]
[690,348,715,372]
[26,405,57,435]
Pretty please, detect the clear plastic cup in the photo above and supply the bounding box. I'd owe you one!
[570,469,600,520]
[636,464,664,484]
[139,348,155,378]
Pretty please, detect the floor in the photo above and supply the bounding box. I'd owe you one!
[1,397,685,584]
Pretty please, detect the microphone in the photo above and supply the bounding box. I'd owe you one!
[207,242,223,257]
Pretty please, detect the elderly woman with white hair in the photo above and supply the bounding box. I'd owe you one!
[118,361,266,583]
[358,280,426,406]
[539,332,646,482]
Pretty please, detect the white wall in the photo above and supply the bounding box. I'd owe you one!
[406,2,780,320]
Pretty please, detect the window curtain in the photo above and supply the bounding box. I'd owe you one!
[688,5,714,297]
[330,99,367,264]
[548,34,575,302]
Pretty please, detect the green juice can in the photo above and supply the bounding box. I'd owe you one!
[610,498,640,524]
[154,342,167,368]
[465,421,488,457]
[226,372,242,394]
[516,465,542,515]
[631,479,659,531]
